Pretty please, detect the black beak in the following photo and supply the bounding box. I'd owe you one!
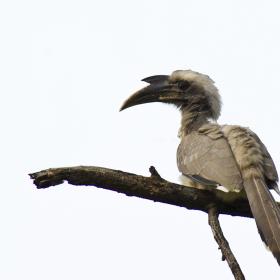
[120,75,186,111]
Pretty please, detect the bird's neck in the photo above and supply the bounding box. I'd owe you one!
[178,105,210,137]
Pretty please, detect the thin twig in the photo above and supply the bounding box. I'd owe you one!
[208,206,245,280]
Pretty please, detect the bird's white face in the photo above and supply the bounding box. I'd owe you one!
[168,70,221,120]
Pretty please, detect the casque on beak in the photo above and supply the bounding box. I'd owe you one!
[120,74,187,111]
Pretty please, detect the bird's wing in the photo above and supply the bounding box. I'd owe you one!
[177,124,243,191]
[246,129,279,194]
[222,125,280,264]
[178,124,280,263]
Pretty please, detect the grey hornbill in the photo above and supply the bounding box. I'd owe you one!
[120,70,280,265]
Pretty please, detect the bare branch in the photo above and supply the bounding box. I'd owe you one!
[29,165,257,218]
[208,207,245,280]
[31,165,276,279]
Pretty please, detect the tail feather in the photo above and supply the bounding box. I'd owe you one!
[244,177,280,265]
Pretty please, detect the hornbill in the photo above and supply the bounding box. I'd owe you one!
[120,69,280,265]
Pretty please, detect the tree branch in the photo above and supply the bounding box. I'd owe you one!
[29,165,257,218]
[208,207,245,280]
[29,165,260,278]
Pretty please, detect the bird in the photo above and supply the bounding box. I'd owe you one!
[120,69,280,265]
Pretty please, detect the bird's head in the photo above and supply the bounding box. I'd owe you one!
[120,70,221,120]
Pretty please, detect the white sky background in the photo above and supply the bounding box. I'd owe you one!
[1,0,280,279]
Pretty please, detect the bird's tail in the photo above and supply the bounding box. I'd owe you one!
[243,176,280,265]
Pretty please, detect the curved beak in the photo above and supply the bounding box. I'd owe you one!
[120,74,189,111]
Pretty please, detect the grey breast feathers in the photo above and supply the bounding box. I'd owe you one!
[177,124,243,192]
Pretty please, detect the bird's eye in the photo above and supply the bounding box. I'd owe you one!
[177,80,190,91]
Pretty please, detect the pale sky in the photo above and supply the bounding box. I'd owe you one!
[1,0,280,279]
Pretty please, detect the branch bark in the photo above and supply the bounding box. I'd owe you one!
[29,165,255,218]
[30,165,277,279]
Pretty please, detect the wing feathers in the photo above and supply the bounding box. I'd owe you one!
[178,124,280,264]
